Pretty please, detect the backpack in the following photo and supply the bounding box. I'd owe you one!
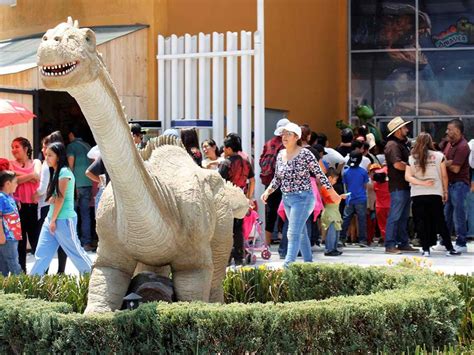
[259,139,283,186]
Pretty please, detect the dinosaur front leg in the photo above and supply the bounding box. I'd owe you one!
[172,265,213,302]
[209,213,233,303]
[85,237,137,313]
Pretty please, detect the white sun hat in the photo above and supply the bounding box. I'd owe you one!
[275,122,302,139]
[273,118,290,135]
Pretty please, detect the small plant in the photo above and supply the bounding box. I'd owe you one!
[0,273,89,313]
[223,265,287,303]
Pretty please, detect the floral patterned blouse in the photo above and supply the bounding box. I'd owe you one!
[269,148,332,193]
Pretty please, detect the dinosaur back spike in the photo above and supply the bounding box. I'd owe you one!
[137,135,185,161]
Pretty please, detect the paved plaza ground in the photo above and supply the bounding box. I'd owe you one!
[26,241,474,276]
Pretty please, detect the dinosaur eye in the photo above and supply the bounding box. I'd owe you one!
[42,36,48,41]
[85,36,90,42]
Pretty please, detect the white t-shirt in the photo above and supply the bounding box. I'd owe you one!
[469,139,474,169]
[408,150,444,197]
[322,147,345,168]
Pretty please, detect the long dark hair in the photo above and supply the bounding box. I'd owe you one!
[412,132,435,174]
[180,128,200,155]
[46,142,69,201]
[12,137,33,160]
[42,131,64,146]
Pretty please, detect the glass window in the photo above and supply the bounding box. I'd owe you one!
[418,50,474,115]
[419,0,474,49]
[352,52,416,117]
[351,0,416,50]
[419,119,450,143]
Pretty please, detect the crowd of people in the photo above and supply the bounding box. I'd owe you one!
[0,116,473,275]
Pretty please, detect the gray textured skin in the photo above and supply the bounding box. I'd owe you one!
[37,18,249,313]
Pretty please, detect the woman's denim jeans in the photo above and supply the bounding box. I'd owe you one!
[444,182,470,247]
[282,190,315,267]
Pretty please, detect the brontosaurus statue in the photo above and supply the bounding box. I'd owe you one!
[37,17,249,313]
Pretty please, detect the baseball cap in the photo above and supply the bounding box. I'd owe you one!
[130,123,145,135]
[348,151,362,167]
[162,128,180,138]
[274,122,302,139]
[274,118,290,136]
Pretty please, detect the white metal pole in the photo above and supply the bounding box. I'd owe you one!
[158,35,165,127]
[241,30,252,158]
[226,32,238,134]
[199,33,210,141]
[178,36,185,120]
[212,32,223,142]
[191,35,198,120]
[219,33,225,140]
[255,0,265,224]
[171,34,179,123]
[185,34,192,120]
[164,37,171,129]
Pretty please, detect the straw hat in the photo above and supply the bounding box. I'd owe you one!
[387,116,411,137]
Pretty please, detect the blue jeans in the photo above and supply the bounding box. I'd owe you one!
[282,190,315,267]
[385,189,411,249]
[0,240,22,276]
[325,223,340,252]
[278,216,313,257]
[76,186,92,245]
[340,202,367,244]
[30,217,92,275]
[444,182,470,247]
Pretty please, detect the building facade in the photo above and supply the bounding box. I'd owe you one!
[0,0,348,157]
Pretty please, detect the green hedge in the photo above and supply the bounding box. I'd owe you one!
[0,263,465,353]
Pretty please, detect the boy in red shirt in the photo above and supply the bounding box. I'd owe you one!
[372,166,390,245]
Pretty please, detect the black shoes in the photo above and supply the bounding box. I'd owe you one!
[324,250,343,256]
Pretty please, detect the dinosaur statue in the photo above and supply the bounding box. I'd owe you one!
[37,18,249,313]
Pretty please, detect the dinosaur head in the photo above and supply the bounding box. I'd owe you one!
[37,17,100,90]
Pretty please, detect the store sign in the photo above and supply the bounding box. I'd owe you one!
[432,18,474,48]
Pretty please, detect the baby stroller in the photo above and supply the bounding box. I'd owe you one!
[242,209,272,265]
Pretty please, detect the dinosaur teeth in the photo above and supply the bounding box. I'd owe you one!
[41,61,79,76]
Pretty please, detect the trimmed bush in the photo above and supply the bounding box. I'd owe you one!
[0,263,465,353]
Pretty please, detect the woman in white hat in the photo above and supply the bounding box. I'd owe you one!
[261,121,340,267]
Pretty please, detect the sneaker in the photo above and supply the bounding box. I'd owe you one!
[324,250,341,256]
[359,242,369,248]
[397,245,419,253]
[454,245,468,253]
[446,250,462,256]
[421,251,430,257]
[311,244,323,252]
[279,254,285,260]
[432,242,446,251]
[385,247,402,254]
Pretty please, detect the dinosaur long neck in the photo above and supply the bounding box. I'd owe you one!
[67,69,178,242]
